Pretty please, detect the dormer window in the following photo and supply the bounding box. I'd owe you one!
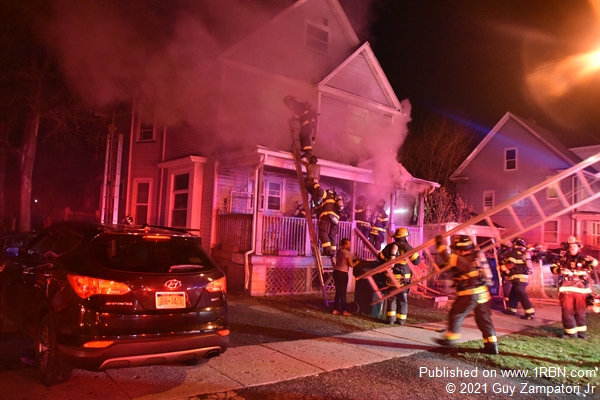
[305,20,330,55]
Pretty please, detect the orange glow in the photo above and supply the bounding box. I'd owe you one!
[83,341,114,348]
[142,234,171,240]
[527,48,600,100]
[205,276,226,293]
[217,329,230,336]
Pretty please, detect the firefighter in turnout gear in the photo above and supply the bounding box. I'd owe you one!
[551,235,599,339]
[354,196,371,239]
[502,237,535,320]
[497,243,513,308]
[318,190,343,257]
[284,95,316,159]
[378,227,420,325]
[435,235,498,355]
[369,199,388,250]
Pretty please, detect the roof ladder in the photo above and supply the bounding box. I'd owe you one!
[356,152,600,305]
[289,121,334,307]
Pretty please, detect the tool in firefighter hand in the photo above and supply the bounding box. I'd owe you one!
[356,152,600,306]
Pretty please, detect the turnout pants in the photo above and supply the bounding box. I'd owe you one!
[445,290,497,345]
[299,124,312,156]
[560,291,588,337]
[386,289,408,324]
[507,281,534,316]
[318,217,338,256]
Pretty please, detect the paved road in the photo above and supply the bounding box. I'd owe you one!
[0,296,567,400]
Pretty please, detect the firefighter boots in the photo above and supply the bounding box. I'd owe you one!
[483,342,499,355]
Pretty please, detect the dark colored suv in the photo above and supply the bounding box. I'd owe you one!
[0,221,229,386]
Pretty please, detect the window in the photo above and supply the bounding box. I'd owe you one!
[304,20,330,54]
[139,122,154,141]
[483,190,495,211]
[171,173,189,227]
[262,178,284,212]
[546,176,558,200]
[505,148,517,171]
[543,220,559,243]
[347,105,368,143]
[591,222,600,247]
[134,180,151,225]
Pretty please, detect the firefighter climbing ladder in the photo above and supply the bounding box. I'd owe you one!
[356,152,600,305]
[289,122,334,307]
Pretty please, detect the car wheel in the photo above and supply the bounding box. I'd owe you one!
[35,312,72,386]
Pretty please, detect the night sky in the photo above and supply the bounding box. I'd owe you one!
[342,0,600,146]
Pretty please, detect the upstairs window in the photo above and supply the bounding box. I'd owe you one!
[139,122,154,141]
[304,20,330,55]
[505,148,517,171]
[543,220,559,244]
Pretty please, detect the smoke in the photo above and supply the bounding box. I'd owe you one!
[37,0,414,186]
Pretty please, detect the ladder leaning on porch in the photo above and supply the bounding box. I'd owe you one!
[356,152,600,306]
[289,121,334,307]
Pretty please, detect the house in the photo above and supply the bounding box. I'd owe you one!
[102,0,439,297]
[450,111,600,257]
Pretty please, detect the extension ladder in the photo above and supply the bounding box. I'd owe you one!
[289,122,334,307]
[356,152,600,305]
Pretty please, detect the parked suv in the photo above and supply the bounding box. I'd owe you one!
[0,221,229,386]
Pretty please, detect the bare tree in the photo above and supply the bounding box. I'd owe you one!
[400,112,477,191]
[1,1,108,232]
[423,186,473,224]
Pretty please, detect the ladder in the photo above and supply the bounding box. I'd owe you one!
[289,122,334,307]
[356,152,600,305]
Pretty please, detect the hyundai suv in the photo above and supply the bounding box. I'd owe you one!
[0,221,229,386]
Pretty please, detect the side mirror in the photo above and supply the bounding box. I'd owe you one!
[5,247,19,258]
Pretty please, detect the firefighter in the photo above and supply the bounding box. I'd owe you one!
[550,235,599,339]
[292,201,306,218]
[497,243,513,309]
[369,199,388,250]
[283,95,316,159]
[435,235,498,355]
[318,190,342,257]
[354,196,371,239]
[502,237,535,319]
[378,227,421,325]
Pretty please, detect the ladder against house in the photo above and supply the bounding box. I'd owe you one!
[356,152,600,305]
[289,122,335,307]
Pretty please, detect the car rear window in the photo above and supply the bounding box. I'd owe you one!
[91,235,217,273]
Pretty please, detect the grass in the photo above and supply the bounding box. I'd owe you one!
[453,312,600,387]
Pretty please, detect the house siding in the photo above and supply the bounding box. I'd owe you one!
[454,116,588,247]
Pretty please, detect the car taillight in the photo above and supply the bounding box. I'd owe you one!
[67,274,131,299]
[205,276,226,293]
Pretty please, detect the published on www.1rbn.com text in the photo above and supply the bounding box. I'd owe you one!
[419,365,598,397]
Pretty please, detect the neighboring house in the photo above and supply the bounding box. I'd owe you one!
[104,0,439,296]
[450,111,600,257]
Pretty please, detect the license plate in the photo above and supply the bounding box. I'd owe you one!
[156,292,186,309]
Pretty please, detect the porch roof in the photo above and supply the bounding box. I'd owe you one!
[215,145,375,184]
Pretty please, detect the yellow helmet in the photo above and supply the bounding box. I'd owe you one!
[393,227,409,238]
[567,235,583,248]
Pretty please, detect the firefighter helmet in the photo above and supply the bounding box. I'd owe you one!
[393,227,409,238]
[567,235,582,247]
[357,195,366,203]
[513,237,527,249]
[376,198,386,208]
[283,95,296,107]
[450,235,475,252]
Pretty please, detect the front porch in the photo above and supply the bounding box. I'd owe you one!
[212,213,423,296]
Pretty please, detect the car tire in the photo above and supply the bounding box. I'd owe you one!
[35,312,72,386]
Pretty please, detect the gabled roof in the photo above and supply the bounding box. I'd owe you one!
[221,0,360,61]
[451,111,596,179]
[319,42,402,111]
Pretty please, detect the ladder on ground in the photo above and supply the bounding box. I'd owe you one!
[289,122,334,307]
[356,152,600,305]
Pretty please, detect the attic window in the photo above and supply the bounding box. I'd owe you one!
[505,148,517,171]
[305,20,330,55]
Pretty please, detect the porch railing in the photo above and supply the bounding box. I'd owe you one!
[216,213,420,260]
